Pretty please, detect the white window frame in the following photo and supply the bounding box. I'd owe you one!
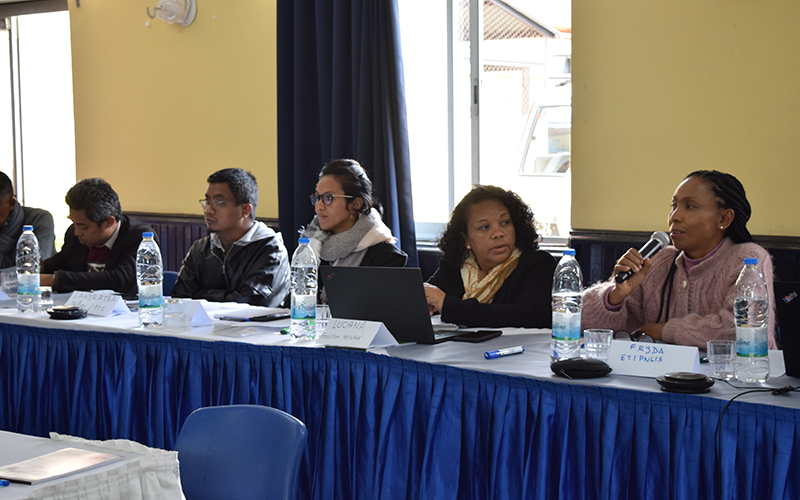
[412,0,570,249]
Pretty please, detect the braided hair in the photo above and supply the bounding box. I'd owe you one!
[656,170,754,323]
[685,170,754,243]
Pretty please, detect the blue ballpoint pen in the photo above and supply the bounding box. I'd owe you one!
[484,346,525,359]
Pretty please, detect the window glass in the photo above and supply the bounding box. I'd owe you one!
[4,11,76,247]
[400,0,571,241]
[398,0,452,228]
[0,27,13,178]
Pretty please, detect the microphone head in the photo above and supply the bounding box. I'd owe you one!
[651,231,670,249]
[614,231,671,284]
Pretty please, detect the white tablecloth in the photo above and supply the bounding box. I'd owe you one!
[0,431,181,500]
[374,329,800,409]
[0,295,304,347]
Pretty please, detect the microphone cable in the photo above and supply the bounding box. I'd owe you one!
[714,380,799,499]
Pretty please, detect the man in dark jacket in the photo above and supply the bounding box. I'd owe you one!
[41,178,153,294]
[171,168,290,307]
[0,172,56,267]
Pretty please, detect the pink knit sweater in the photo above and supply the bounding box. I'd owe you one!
[582,238,776,349]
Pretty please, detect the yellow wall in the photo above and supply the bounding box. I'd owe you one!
[68,0,278,218]
[572,0,800,237]
[68,1,797,235]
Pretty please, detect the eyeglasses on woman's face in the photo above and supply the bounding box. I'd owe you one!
[309,192,354,206]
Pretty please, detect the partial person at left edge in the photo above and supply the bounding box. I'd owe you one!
[40,178,155,295]
[171,168,291,307]
[0,171,56,267]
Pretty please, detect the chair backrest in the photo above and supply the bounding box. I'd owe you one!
[163,270,179,296]
[175,405,307,500]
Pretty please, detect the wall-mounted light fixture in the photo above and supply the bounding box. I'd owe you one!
[146,0,197,27]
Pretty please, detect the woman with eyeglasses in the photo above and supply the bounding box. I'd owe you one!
[300,159,407,267]
[424,185,556,328]
[582,170,776,349]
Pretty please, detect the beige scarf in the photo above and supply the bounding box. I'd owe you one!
[460,247,522,304]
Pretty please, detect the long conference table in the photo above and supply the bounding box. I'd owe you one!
[1,300,799,500]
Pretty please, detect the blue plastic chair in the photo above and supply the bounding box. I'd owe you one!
[175,405,307,500]
[163,270,179,296]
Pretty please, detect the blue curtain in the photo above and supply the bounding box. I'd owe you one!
[276,0,417,266]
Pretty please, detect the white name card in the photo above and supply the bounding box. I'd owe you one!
[607,341,700,378]
[185,301,213,326]
[315,319,398,349]
[66,291,131,317]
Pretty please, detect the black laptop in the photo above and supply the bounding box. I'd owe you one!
[775,281,800,377]
[320,266,463,344]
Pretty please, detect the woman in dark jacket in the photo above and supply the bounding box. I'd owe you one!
[425,185,555,328]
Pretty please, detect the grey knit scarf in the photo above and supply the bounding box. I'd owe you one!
[301,209,387,267]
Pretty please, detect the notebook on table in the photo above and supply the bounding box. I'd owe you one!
[0,447,123,485]
[320,266,464,344]
[774,281,800,377]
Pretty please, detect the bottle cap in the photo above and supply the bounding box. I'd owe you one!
[562,248,576,256]
[142,232,154,238]
[298,237,310,244]
[743,257,758,265]
[22,225,33,231]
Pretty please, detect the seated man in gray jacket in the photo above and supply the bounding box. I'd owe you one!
[0,172,56,268]
[172,168,290,307]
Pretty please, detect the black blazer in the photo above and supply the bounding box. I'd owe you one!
[427,249,556,328]
[42,215,154,295]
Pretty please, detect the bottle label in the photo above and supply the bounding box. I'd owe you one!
[17,273,39,295]
[291,292,316,320]
[736,326,768,357]
[552,311,581,341]
[139,284,163,309]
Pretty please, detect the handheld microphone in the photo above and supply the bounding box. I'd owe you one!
[614,231,670,283]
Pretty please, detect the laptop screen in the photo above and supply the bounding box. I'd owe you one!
[774,281,800,377]
[320,266,443,344]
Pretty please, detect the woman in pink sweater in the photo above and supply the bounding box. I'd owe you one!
[582,170,776,349]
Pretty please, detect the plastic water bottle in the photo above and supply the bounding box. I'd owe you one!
[16,225,40,314]
[136,232,163,327]
[290,238,318,339]
[734,257,769,383]
[551,248,583,361]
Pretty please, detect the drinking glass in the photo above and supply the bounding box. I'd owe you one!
[35,286,53,314]
[706,340,736,380]
[316,304,330,335]
[163,298,191,330]
[584,329,613,360]
[1,269,17,297]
